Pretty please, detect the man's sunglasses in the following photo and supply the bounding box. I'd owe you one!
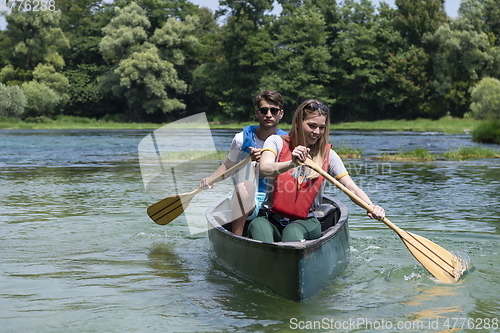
[307,102,330,113]
[258,107,281,115]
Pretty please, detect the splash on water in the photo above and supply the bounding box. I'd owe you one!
[404,272,422,281]
[451,251,474,281]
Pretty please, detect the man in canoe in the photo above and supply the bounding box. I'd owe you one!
[249,99,385,242]
[199,90,288,236]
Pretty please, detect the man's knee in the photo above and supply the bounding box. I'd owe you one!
[234,180,256,198]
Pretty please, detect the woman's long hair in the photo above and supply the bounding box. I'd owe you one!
[288,99,330,172]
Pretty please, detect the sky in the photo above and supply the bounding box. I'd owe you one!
[0,0,461,31]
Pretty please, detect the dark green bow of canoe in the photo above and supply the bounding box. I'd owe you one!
[205,195,350,302]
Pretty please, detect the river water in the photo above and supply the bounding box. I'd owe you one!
[1,128,499,333]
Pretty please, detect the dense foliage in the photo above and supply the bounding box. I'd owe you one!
[1,0,500,123]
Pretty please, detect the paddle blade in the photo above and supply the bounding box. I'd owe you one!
[146,156,252,226]
[399,231,465,283]
[147,191,197,225]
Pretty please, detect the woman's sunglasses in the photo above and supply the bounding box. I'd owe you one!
[307,102,330,113]
[258,107,281,115]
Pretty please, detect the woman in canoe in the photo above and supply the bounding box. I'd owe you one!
[248,99,385,242]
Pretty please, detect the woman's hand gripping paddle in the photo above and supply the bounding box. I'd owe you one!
[147,156,252,226]
[300,157,465,283]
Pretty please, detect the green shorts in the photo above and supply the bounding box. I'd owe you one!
[248,215,322,242]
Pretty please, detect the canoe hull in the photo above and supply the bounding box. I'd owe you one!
[206,196,350,301]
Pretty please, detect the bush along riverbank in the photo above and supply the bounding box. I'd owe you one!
[472,119,500,144]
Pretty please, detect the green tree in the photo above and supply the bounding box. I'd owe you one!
[470,77,500,119]
[480,0,500,45]
[0,64,32,86]
[150,14,199,91]
[458,0,486,32]
[199,0,276,120]
[64,65,105,117]
[218,0,273,23]
[99,2,194,120]
[259,0,332,116]
[43,0,115,118]
[394,0,448,47]
[0,10,69,118]
[32,64,70,105]
[186,7,223,118]
[21,81,61,117]
[389,0,449,119]
[458,0,500,77]
[0,83,26,117]
[3,10,69,71]
[57,0,112,68]
[425,20,496,117]
[99,2,150,62]
[383,46,431,118]
[0,26,8,67]
[328,0,396,120]
[367,3,434,119]
[114,0,200,32]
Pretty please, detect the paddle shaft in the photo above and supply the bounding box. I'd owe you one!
[177,154,253,198]
[301,158,402,233]
[205,155,252,187]
[148,155,252,225]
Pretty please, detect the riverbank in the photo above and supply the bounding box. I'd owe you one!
[375,146,500,161]
[0,115,478,133]
[204,116,478,134]
[165,146,500,161]
[0,116,159,130]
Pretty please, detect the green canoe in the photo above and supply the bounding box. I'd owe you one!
[205,195,350,301]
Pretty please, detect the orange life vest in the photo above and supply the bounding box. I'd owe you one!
[270,137,331,220]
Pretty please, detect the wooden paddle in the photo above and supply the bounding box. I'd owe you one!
[147,155,252,226]
[300,157,464,283]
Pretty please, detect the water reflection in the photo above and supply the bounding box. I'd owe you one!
[405,285,463,333]
[147,244,190,283]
